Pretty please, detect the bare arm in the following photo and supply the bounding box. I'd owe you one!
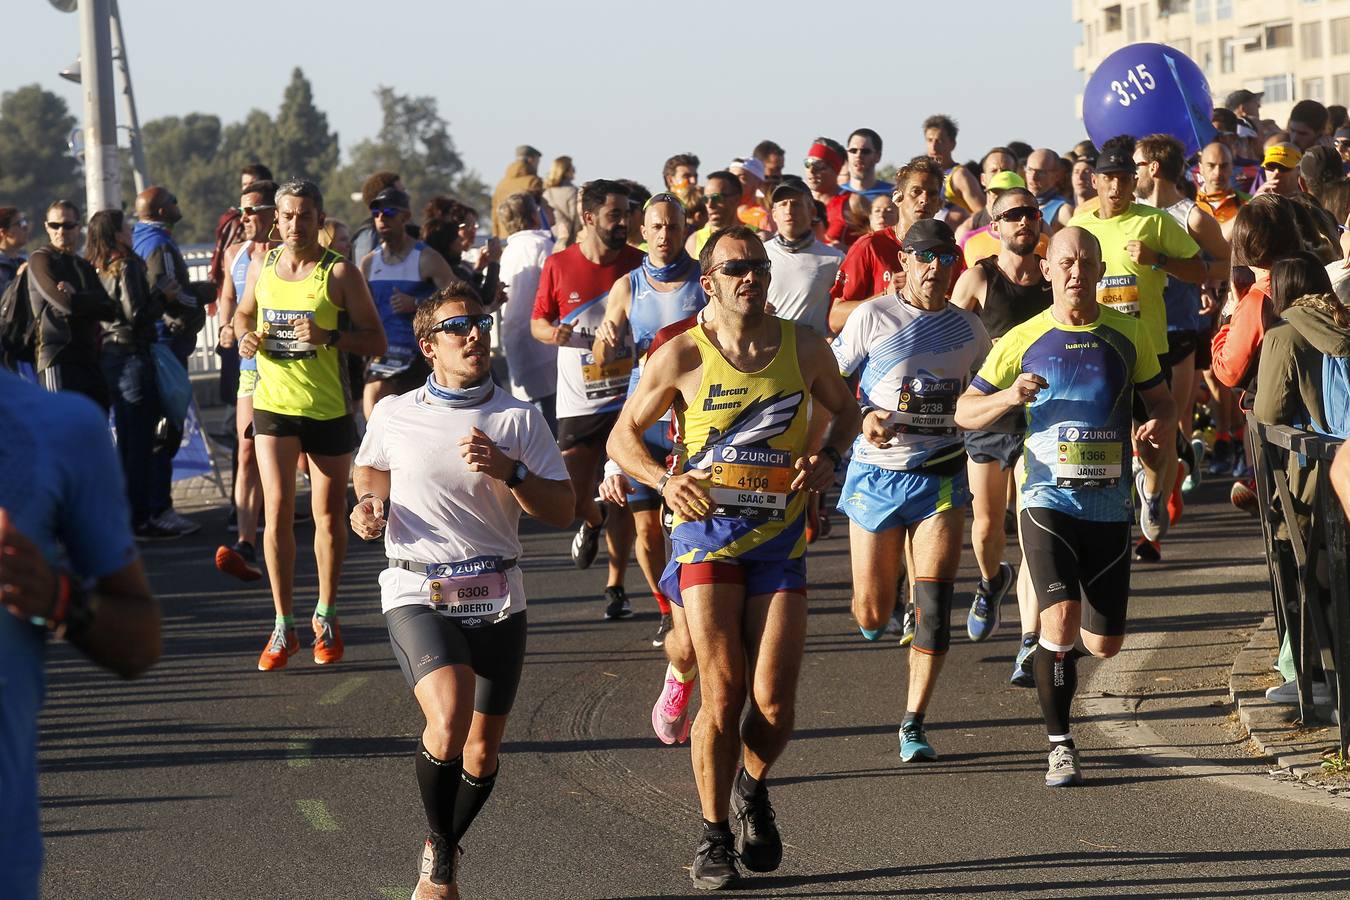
[1189,207,1232,281]
[828,296,873,334]
[327,260,388,357]
[949,264,988,312]
[232,255,264,358]
[216,244,242,348]
[607,338,693,490]
[420,244,459,291]
[591,274,632,365]
[1133,379,1178,467]
[351,465,392,542]
[954,167,987,213]
[955,373,1048,431]
[796,332,862,491]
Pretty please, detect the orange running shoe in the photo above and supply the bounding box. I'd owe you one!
[215,541,263,582]
[312,614,344,665]
[258,627,299,671]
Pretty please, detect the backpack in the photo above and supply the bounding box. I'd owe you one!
[0,263,36,370]
[1316,355,1350,439]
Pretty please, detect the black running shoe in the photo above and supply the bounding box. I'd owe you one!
[690,831,740,890]
[571,505,607,569]
[653,612,673,647]
[417,833,459,891]
[603,585,633,620]
[729,780,782,873]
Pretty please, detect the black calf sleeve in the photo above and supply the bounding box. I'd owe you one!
[912,579,953,654]
[453,765,499,841]
[1034,640,1077,742]
[415,742,463,839]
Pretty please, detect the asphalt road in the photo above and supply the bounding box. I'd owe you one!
[37,483,1350,899]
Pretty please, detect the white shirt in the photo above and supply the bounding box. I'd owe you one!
[832,294,991,470]
[355,385,569,613]
[764,236,844,337]
[499,229,558,401]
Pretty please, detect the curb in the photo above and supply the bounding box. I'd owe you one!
[1229,614,1343,780]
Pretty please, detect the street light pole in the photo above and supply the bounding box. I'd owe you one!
[76,0,119,212]
[108,0,147,194]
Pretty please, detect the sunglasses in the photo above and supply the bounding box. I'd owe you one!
[240,204,276,216]
[371,207,406,219]
[46,221,80,231]
[996,207,1042,223]
[911,250,958,266]
[429,314,494,337]
[1263,163,1292,173]
[708,258,771,278]
[803,158,833,171]
[705,192,738,204]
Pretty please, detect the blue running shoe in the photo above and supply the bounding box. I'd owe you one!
[899,722,937,762]
[1010,639,1037,687]
[967,561,1014,642]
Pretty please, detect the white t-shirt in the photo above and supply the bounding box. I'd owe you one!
[832,294,991,470]
[499,229,558,401]
[355,385,570,613]
[764,237,844,337]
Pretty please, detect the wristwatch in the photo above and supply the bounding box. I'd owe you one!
[506,460,529,488]
[1151,253,1169,271]
[820,446,842,467]
[326,327,341,347]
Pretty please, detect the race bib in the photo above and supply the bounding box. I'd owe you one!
[580,348,634,400]
[708,445,793,522]
[1055,426,1123,488]
[425,557,512,625]
[1098,275,1140,317]
[261,308,317,360]
[368,344,418,377]
[893,376,959,436]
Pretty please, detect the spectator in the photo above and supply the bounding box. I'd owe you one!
[351,170,403,263]
[319,218,352,260]
[492,144,542,238]
[86,209,165,540]
[0,207,30,297]
[0,365,161,900]
[729,155,772,233]
[1287,99,1329,152]
[421,199,503,308]
[543,156,581,251]
[1297,145,1343,205]
[1329,104,1349,135]
[868,194,899,233]
[661,152,700,192]
[754,139,786,183]
[496,191,558,430]
[1287,192,1341,263]
[27,200,117,408]
[1256,143,1302,198]
[1069,143,1098,207]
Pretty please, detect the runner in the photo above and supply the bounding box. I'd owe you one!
[801,137,850,247]
[591,193,707,641]
[607,225,860,889]
[763,179,844,338]
[843,128,894,203]
[923,114,986,227]
[833,219,991,762]
[956,227,1176,787]
[351,284,573,900]
[234,179,388,671]
[950,187,1053,685]
[214,179,279,581]
[530,179,644,616]
[360,186,457,416]
[685,171,743,257]
[1067,137,1204,558]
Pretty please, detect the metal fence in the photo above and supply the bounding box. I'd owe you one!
[1246,413,1349,756]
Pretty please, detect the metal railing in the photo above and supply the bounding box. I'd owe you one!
[1246,413,1349,756]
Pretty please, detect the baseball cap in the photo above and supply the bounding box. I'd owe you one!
[1093,145,1134,176]
[1335,126,1350,141]
[986,171,1027,192]
[806,140,845,172]
[901,219,959,254]
[732,156,766,181]
[370,187,411,211]
[1262,143,1303,170]
[1226,89,1262,110]
[515,144,541,159]
[770,177,812,203]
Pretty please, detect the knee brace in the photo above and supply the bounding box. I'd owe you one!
[913,579,953,654]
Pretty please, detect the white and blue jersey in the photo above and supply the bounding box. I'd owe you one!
[626,264,706,420]
[368,243,435,375]
[832,294,991,471]
[231,242,258,374]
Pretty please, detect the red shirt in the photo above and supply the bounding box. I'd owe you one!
[830,228,903,302]
[824,193,862,249]
[531,243,644,324]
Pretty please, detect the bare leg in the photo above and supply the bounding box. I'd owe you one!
[682,582,747,822]
[306,451,352,610]
[234,394,261,545]
[740,591,808,780]
[605,501,634,588]
[254,434,302,617]
[848,521,905,633]
[903,507,965,714]
[562,443,604,527]
[967,458,1009,582]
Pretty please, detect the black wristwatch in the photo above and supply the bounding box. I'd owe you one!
[506,460,529,488]
[326,327,341,347]
[820,445,842,467]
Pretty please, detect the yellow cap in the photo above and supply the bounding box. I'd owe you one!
[1262,143,1303,170]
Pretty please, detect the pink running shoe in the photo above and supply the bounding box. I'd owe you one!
[652,672,695,745]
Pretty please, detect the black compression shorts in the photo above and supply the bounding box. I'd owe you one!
[1019,507,1131,637]
[385,606,527,715]
[252,409,358,457]
[557,410,620,453]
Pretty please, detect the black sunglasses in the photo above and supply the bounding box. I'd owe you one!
[46,221,80,231]
[371,207,406,219]
[708,258,771,278]
[430,314,493,337]
[240,204,276,216]
[912,250,958,266]
[997,207,1043,223]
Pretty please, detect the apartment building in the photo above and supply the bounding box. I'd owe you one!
[1073,0,1350,124]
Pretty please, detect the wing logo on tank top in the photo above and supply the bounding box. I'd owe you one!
[688,391,804,470]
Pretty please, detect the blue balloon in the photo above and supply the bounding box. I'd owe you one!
[1082,42,1216,157]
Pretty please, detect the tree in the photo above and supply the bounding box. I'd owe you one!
[138,113,234,244]
[0,85,80,238]
[270,68,339,182]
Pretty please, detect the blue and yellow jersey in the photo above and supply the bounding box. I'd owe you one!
[670,319,811,561]
[970,307,1163,522]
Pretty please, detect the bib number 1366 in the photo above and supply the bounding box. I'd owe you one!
[1111,64,1157,108]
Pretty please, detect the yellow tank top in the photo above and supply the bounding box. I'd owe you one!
[943,166,971,214]
[671,319,811,562]
[253,246,350,420]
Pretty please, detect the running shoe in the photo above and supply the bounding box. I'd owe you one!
[153,508,201,536]
[1232,458,1254,480]
[1010,639,1037,687]
[898,603,917,647]
[134,519,181,542]
[1207,440,1233,477]
[602,586,632,620]
[215,540,263,582]
[1264,678,1331,705]
[899,722,937,762]
[967,561,1014,643]
[1045,744,1083,787]
[729,778,782,873]
[257,626,299,671]
[1183,439,1206,494]
[805,502,820,544]
[1230,479,1259,517]
[1134,537,1162,562]
[690,831,740,891]
[652,671,695,745]
[571,505,607,569]
[312,614,344,665]
[1168,460,1188,525]
[1134,468,1168,542]
[414,834,459,900]
[653,612,673,647]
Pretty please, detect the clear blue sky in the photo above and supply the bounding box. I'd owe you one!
[13,0,1087,188]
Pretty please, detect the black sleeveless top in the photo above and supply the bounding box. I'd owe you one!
[975,256,1053,339]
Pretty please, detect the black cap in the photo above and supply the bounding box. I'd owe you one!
[1094,145,1134,175]
[901,219,958,254]
[370,187,411,211]
[769,176,811,203]
[1225,89,1262,110]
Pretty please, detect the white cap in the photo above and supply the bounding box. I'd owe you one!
[731,156,766,181]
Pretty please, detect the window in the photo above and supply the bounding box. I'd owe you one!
[1197,39,1213,72]
[1335,73,1350,104]
[1104,4,1122,31]
[1140,4,1150,37]
[1304,77,1326,101]
[1127,6,1137,40]
[1220,37,1236,73]
[1262,74,1293,103]
[1216,0,1231,19]
[1265,23,1293,49]
[1333,17,1350,55]
[1302,21,1324,58]
[1157,0,1190,14]
[1171,37,1191,56]
[1195,0,1210,24]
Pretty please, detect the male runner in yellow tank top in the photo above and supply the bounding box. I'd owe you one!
[608,225,860,890]
[235,180,387,672]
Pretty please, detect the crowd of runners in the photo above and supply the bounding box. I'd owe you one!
[8,93,1350,899]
